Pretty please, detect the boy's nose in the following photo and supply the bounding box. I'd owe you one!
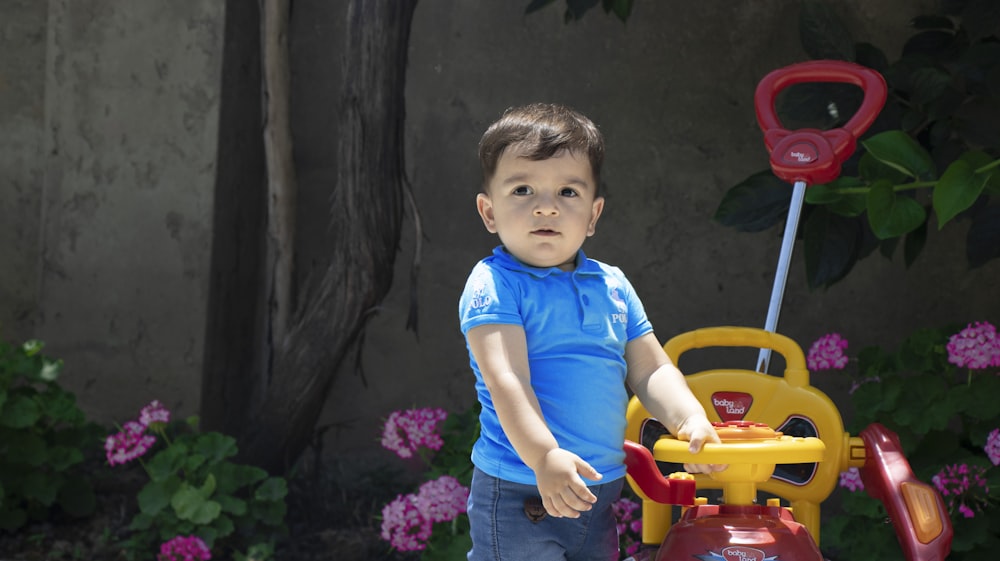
[533,198,559,216]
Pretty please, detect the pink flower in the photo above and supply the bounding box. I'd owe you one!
[104,421,156,466]
[985,428,1000,466]
[414,475,469,523]
[380,408,448,459]
[157,535,211,561]
[946,321,1000,369]
[612,497,642,557]
[838,467,864,492]
[139,400,171,427]
[380,493,432,552]
[932,463,989,518]
[807,333,849,371]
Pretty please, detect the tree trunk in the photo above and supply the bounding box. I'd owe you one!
[236,0,418,473]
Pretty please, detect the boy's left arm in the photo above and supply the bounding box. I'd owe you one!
[625,332,723,473]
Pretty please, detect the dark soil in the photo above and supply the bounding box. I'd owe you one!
[0,457,421,561]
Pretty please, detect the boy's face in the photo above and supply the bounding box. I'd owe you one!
[477,147,604,271]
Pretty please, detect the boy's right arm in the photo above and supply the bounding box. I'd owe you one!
[466,323,602,518]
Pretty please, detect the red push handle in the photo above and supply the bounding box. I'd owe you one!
[754,60,887,185]
[623,440,696,506]
[859,423,953,561]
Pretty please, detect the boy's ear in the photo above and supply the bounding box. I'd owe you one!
[587,196,605,236]
[476,193,498,233]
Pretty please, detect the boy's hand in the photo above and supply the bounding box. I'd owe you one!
[533,448,602,518]
[676,416,727,474]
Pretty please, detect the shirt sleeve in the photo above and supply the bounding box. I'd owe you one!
[618,270,653,341]
[459,262,523,334]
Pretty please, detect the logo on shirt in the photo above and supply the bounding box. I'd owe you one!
[609,288,627,324]
[469,284,493,309]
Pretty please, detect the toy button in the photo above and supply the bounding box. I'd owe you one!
[712,420,783,441]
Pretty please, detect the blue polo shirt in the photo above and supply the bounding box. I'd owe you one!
[459,246,653,486]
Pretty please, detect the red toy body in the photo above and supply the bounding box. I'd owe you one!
[656,504,822,561]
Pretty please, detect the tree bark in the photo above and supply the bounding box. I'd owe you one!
[260,0,297,382]
[237,0,418,473]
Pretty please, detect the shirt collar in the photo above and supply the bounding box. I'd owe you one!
[490,246,602,278]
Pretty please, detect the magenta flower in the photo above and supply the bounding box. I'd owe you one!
[932,463,989,518]
[104,420,156,466]
[838,467,864,492]
[157,535,211,561]
[946,321,1000,369]
[414,475,469,523]
[380,493,433,552]
[380,408,448,459]
[139,399,171,427]
[985,428,1000,466]
[807,333,849,371]
[612,497,642,557]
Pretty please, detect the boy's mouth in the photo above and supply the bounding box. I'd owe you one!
[532,228,559,236]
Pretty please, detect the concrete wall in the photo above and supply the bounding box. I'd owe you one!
[2,1,997,463]
[0,0,223,420]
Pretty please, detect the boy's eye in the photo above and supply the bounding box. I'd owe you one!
[512,185,533,195]
[559,187,579,197]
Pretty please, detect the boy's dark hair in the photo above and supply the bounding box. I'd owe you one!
[478,103,605,193]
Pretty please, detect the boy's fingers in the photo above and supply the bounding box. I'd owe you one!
[576,459,603,482]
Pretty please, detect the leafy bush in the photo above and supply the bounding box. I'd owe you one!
[810,322,1000,560]
[105,400,288,561]
[0,338,102,531]
[714,0,1000,288]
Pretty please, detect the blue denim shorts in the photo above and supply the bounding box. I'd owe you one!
[467,467,624,561]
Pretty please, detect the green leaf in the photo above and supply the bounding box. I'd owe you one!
[254,477,288,502]
[217,495,247,516]
[866,180,927,239]
[861,131,936,180]
[137,477,179,516]
[908,66,953,105]
[858,151,908,185]
[171,483,222,524]
[713,171,792,232]
[193,432,239,465]
[128,511,153,531]
[46,445,84,471]
[40,388,82,423]
[805,176,868,214]
[146,442,188,482]
[213,513,235,538]
[602,0,632,22]
[0,394,41,428]
[7,431,47,465]
[523,0,556,15]
[933,159,988,228]
[803,207,862,288]
[23,472,57,505]
[965,374,1000,420]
